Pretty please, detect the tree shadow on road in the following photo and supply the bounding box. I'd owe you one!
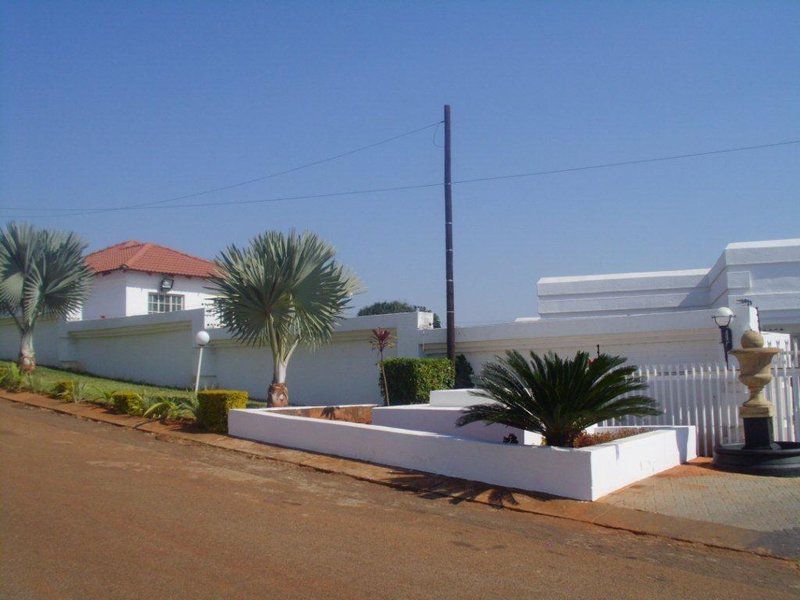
[386,470,559,509]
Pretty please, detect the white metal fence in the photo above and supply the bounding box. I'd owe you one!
[602,340,800,457]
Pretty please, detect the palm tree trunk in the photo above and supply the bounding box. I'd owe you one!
[267,360,289,407]
[18,329,35,372]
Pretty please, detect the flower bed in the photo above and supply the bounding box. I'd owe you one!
[228,406,696,501]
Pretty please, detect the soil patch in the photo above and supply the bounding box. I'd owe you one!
[276,405,374,424]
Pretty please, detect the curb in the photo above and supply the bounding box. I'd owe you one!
[2,391,796,563]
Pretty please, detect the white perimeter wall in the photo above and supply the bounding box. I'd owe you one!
[0,304,762,404]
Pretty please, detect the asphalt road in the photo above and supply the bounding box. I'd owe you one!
[2,400,798,599]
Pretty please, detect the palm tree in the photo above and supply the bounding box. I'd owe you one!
[0,222,93,372]
[457,350,659,447]
[208,230,360,406]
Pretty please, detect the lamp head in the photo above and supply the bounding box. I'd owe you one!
[712,306,734,328]
[195,330,210,346]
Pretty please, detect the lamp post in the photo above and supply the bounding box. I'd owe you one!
[712,307,735,367]
[194,330,210,394]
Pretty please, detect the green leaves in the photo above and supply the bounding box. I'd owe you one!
[207,230,360,384]
[0,222,93,329]
[457,350,660,447]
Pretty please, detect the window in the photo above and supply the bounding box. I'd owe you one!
[148,292,185,314]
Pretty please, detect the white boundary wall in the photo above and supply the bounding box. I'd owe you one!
[0,303,780,408]
[228,408,695,501]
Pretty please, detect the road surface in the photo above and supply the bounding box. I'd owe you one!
[1,400,798,599]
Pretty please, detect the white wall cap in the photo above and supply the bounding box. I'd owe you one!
[538,268,709,285]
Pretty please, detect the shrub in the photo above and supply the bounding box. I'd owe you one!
[51,380,76,401]
[95,388,117,406]
[0,363,27,392]
[112,391,144,416]
[380,357,455,405]
[143,395,188,420]
[197,390,248,433]
[454,354,474,388]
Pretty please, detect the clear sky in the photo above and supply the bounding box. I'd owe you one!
[1,1,798,324]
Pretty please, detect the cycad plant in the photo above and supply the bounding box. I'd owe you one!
[0,222,92,371]
[209,230,360,406]
[457,350,659,447]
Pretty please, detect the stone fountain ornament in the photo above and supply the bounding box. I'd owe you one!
[713,330,800,476]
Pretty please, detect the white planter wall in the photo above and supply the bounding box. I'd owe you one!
[228,408,695,501]
[372,405,540,445]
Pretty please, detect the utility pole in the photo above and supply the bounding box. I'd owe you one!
[444,105,455,364]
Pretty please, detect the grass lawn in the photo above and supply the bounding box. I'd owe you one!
[0,360,195,401]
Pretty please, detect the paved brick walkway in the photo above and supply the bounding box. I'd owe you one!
[603,459,800,550]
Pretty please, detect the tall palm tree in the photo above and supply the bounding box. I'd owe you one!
[0,222,93,371]
[208,230,360,406]
[457,350,659,447]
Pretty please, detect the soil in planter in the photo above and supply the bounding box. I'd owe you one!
[572,428,650,448]
[275,405,373,424]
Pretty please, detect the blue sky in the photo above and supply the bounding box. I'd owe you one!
[1,1,798,323]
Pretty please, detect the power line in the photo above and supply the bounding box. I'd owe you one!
[0,120,442,214]
[452,139,800,185]
[2,182,444,218]
[3,138,797,219]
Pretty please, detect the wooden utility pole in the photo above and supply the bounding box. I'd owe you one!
[444,105,455,364]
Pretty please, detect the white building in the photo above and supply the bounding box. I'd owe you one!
[80,240,217,321]
[535,238,800,341]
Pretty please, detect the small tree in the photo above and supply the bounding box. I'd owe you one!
[0,222,93,371]
[370,327,395,405]
[457,350,659,447]
[358,300,441,328]
[209,230,360,406]
[454,354,474,388]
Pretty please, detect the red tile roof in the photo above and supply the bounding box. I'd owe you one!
[85,240,216,278]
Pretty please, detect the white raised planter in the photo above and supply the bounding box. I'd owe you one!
[429,389,488,407]
[229,407,696,501]
[373,405,541,445]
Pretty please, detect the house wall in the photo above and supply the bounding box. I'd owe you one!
[536,238,800,340]
[80,270,215,321]
[122,271,214,316]
[81,271,128,320]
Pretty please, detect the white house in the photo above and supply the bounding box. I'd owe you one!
[79,240,217,321]
[534,238,800,341]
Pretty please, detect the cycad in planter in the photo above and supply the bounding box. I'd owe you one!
[457,351,659,447]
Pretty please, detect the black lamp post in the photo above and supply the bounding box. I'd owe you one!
[712,307,735,367]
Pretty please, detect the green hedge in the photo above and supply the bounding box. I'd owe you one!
[112,391,144,416]
[197,389,248,433]
[51,380,75,401]
[381,358,455,405]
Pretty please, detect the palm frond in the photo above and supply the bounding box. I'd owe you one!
[457,350,659,447]
[0,222,92,328]
[207,230,360,385]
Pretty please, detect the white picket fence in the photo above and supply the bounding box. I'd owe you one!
[602,340,800,457]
